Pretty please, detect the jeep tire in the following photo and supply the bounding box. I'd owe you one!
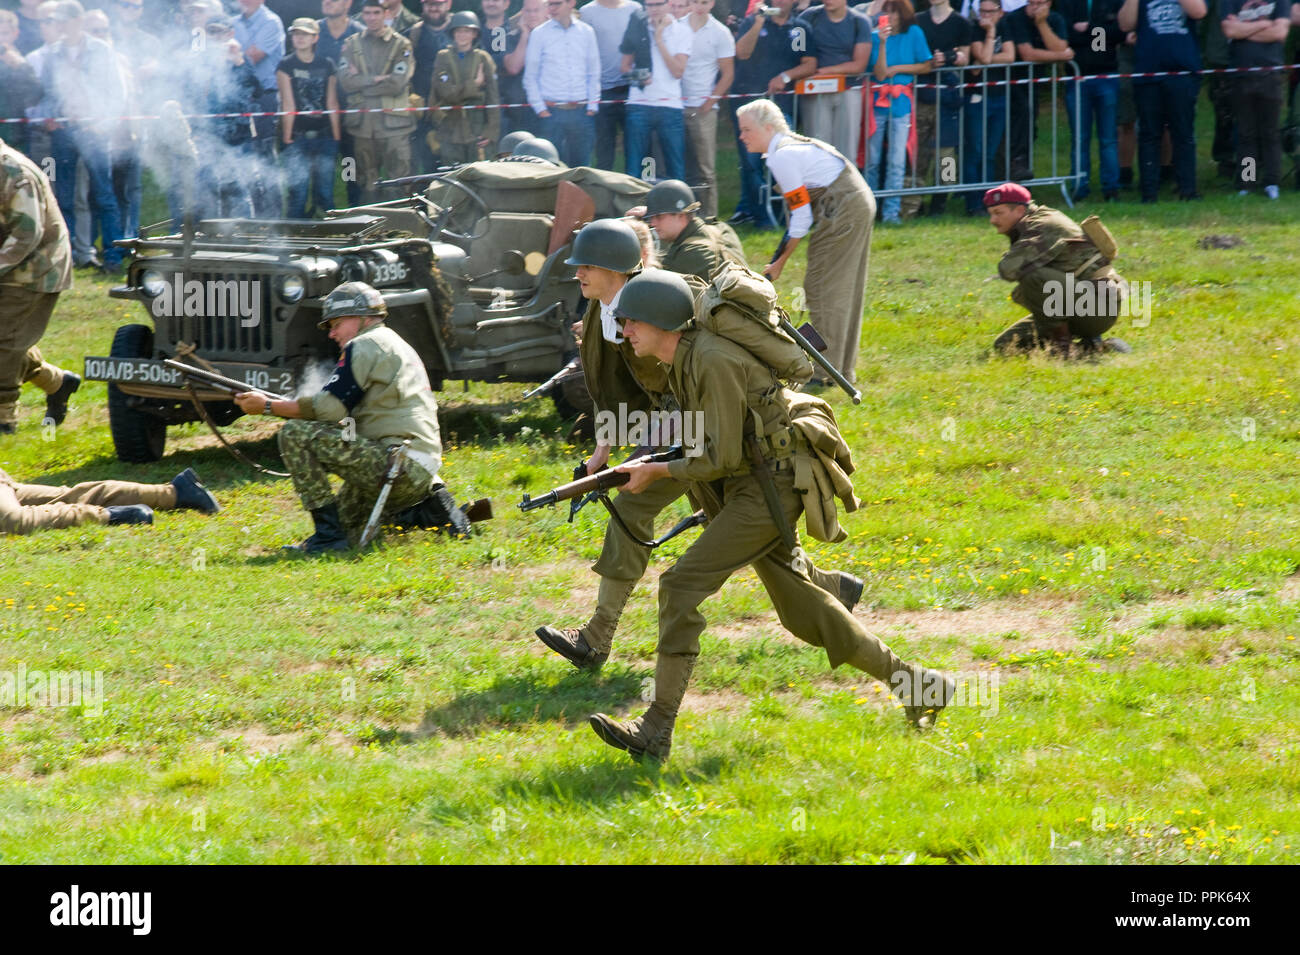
[107,324,167,463]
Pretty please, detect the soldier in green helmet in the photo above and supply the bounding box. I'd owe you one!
[587,269,954,763]
[638,179,744,281]
[535,220,864,676]
[511,136,563,166]
[233,281,468,554]
[427,10,500,166]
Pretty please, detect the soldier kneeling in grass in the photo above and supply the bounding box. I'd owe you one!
[985,182,1132,358]
[233,282,470,554]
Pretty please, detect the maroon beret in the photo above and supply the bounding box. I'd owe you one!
[983,182,1032,207]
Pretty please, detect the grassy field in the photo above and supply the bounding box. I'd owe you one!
[1,165,1298,862]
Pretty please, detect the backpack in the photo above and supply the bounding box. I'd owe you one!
[692,262,815,386]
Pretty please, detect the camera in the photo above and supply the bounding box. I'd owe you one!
[629,67,652,89]
[758,5,780,15]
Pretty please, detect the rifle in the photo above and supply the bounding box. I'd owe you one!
[779,318,862,405]
[519,446,707,548]
[373,164,463,190]
[161,359,289,401]
[521,357,583,400]
[358,441,408,550]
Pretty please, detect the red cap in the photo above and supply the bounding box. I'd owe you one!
[983,182,1032,208]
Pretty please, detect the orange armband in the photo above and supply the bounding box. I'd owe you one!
[783,185,811,210]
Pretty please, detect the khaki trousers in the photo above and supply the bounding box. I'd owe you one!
[804,164,875,384]
[683,107,719,220]
[0,287,66,421]
[656,468,906,685]
[0,467,175,535]
[355,134,412,203]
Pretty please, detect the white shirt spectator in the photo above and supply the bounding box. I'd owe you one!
[34,34,127,123]
[680,13,733,109]
[523,16,602,113]
[763,131,846,237]
[626,15,690,108]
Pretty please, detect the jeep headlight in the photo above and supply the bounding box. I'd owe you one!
[140,269,166,297]
[277,275,305,303]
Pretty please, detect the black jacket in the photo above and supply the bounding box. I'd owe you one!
[1059,0,1124,75]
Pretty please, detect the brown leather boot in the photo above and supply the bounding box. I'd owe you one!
[589,653,696,763]
[535,577,635,672]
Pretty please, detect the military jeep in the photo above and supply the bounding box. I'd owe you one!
[86,161,651,462]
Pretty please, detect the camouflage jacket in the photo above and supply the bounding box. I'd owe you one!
[661,217,745,282]
[0,142,72,293]
[429,47,500,147]
[997,203,1109,284]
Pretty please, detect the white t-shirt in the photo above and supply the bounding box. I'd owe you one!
[680,15,735,109]
[627,16,692,109]
[763,132,847,238]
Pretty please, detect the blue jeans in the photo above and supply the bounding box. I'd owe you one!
[50,127,122,267]
[1067,75,1119,197]
[867,108,910,222]
[284,136,339,219]
[963,93,1008,211]
[624,104,685,181]
[113,147,141,240]
[539,108,596,168]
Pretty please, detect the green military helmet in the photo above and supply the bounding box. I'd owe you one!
[498,130,533,156]
[565,218,642,273]
[513,137,562,165]
[449,10,480,32]
[615,269,695,332]
[318,281,388,327]
[644,179,700,218]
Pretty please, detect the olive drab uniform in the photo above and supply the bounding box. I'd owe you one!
[993,203,1126,352]
[337,27,415,202]
[429,46,501,166]
[0,467,178,535]
[278,323,443,542]
[640,327,945,746]
[660,216,746,281]
[770,130,875,385]
[0,141,74,429]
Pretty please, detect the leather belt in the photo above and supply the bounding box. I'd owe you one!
[546,101,585,110]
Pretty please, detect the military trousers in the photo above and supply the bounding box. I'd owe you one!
[804,164,876,385]
[996,267,1124,350]
[277,419,434,540]
[0,467,175,535]
[655,467,906,684]
[355,134,412,203]
[683,106,719,220]
[0,287,66,422]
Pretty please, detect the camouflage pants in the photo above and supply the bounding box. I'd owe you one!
[355,135,412,203]
[0,466,175,535]
[0,287,66,422]
[995,271,1123,351]
[902,101,958,219]
[277,419,435,540]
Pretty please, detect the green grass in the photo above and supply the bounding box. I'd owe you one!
[1,159,1299,863]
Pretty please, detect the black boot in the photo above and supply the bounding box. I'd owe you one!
[45,372,80,426]
[171,468,220,514]
[285,503,351,555]
[390,486,471,538]
[838,572,864,613]
[107,505,154,525]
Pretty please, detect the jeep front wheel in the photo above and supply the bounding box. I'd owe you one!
[107,324,167,463]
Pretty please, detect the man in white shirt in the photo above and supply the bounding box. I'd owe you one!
[523,0,601,166]
[737,97,875,387]
[619,0,690,180]
[680,0,733,218]
[580,0,641,170]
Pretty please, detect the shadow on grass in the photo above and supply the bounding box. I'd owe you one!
[437,401,568,446]
[414,669,646,739]
[491,752,729,810]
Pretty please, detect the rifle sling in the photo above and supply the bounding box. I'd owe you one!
[183,383,290,478]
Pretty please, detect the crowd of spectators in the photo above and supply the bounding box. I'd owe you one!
[0,0,1296,269]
